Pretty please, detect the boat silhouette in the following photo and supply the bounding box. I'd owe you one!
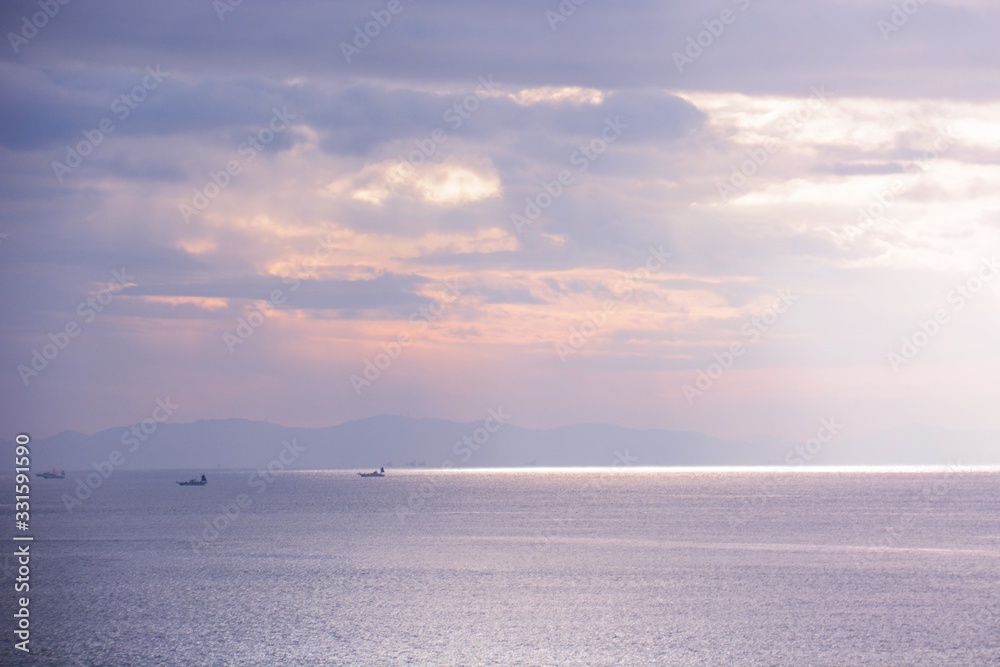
[177,474,207,486]
[358,467,385,478]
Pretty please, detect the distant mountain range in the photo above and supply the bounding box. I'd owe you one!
[7,416,999,472]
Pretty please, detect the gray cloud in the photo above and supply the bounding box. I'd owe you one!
[2,0,999,442]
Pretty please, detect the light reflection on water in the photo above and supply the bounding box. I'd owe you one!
[6,469,999,666]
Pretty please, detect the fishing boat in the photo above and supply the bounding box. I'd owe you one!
[358,467,385,478]
[177,474,207,486]
[37,469,66,479]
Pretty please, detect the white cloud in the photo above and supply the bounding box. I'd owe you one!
[326,157,502,207]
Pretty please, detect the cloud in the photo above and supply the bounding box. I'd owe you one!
[2,0,1000,443]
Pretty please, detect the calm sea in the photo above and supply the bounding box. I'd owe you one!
[2,468,998,666]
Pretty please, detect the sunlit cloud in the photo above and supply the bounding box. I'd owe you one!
[508,86,606,106]
[143,296,229,311]
[4,0,1000,446]
[411,161,503,205]
[327,157,502,206]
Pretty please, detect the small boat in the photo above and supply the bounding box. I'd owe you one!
[177,474,207,486]
[37,469,66,479]
[358,467,385,478]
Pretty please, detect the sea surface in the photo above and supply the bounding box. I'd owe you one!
[2,468,999,666]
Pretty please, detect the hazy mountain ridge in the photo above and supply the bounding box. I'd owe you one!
[6,416,999,472]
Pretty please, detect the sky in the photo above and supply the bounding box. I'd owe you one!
[1,0,999,445]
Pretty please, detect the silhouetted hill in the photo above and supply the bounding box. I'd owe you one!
[6,416,998,472]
